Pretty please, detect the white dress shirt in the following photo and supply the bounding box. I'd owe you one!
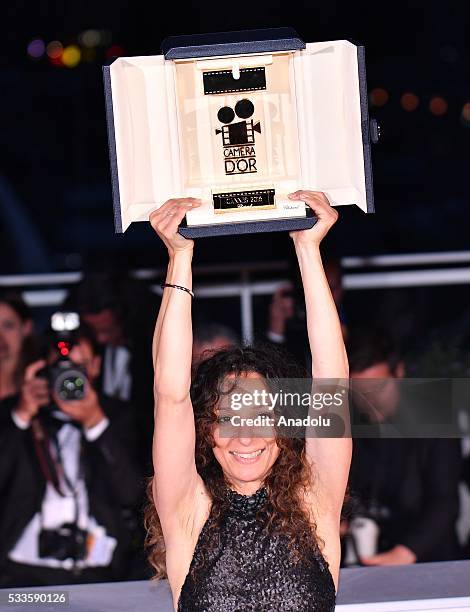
[9,411,117,569]
[102,345,132,401]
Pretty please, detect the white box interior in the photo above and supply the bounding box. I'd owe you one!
[109,40,367,231]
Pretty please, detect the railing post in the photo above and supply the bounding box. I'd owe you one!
[240,271,254,345]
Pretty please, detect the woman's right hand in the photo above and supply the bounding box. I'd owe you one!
[15,359,49,425]
[288,191,338,248]
[149,198,201,257]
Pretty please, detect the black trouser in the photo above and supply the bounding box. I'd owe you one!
[0,559,114,588]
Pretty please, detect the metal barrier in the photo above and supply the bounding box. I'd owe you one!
[1,251,470,343]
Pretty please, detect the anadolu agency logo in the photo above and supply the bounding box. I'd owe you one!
[215,98,261,176]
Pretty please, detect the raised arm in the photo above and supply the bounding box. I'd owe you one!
[149,198,203,525]
[289,191,352,518]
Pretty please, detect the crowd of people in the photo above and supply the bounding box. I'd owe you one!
[1,257,469,588]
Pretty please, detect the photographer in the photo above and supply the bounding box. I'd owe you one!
[346,328,461,565]
[66,273,156,473]
[0,324,142,587]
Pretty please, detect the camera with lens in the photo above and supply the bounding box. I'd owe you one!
[39,523,88,561]
[42,312,88,401]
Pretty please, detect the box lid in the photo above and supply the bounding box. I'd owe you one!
[161,27,305,60]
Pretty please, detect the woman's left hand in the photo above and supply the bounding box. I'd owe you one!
[288,191,338,248]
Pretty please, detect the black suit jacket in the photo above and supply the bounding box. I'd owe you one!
[96,343,155,476]
[349,436,462,561]
[0,396,143,578]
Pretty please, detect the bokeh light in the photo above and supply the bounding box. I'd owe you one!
[47,40,63,59]
[429,96,448,116]
[79,29,101,48]
[400,92,419,111]
[105,45,125,59]
[461,102,470,126]
[27,39,45,59]
[369,88,389,107]
[62,45,81,68]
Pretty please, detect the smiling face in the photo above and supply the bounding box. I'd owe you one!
[211,372,280,495]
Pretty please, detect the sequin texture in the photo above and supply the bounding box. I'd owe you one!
[177,487,336,611]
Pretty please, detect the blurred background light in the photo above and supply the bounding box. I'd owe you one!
[27,38,45,59]
[461,102,470,126]
[429,96,448,116]
[369,87,389,107]
[105,44,125,59]
[79,29,101,48]
[62,45,81,68]
[46,40,63,59]
[400,92,419,111]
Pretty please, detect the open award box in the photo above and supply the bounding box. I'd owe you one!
[103,28,378,237]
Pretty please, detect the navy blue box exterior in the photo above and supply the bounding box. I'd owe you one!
[102,60,123,233]
[102,35,376,237]
[357,45,375,214]
[162,27,305,60]
[178,211,317,239]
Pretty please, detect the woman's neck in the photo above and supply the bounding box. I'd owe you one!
[227,479,264,496]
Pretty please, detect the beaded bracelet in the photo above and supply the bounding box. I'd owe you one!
[161,283,194,298]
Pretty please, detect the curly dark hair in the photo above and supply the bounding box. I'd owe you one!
[144,343,324,579]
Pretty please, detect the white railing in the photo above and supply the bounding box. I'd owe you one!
[1,251,470,343]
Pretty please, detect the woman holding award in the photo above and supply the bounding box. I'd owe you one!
[145,191,351,612]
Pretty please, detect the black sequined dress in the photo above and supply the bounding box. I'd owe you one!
[177,487,336,611]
